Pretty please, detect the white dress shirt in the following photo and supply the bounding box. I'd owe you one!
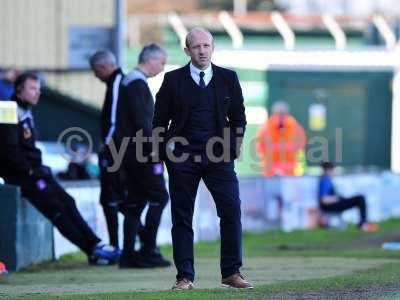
[190,63,213,87]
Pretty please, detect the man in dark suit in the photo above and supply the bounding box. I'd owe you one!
[153,27,253,290]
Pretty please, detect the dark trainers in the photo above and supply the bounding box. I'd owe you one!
[222,273,253,289]
[172,278,194,290]
[140,248,171,267]
[119,251,153,268]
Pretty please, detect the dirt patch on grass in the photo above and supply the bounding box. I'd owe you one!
[267,230,400,254]
[356,232,400,248]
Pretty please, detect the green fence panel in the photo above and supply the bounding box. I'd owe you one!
[267,70,392,170]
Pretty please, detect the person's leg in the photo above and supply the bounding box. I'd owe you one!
[47,177,101,246]
[121,207,143,254]
[350,195,367,225]
[118,191,147,267]
[99,149,124,248]
[99,164,121,248]
[138,163,169,252]
[322,195,367,226]
[52,211,97,255]
[139,202,168,251]
[119,183,147,255]
[166,160,201,282]
[20,179,97,255]
[102,201,119,247]
[202,161,242,279]
[117,161,150,268]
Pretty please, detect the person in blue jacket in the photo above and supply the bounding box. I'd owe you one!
[318,162,378,232]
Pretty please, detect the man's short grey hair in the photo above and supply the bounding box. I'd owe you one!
[89,50,117,67]
[138,43,167,64]
[185,27,214,48]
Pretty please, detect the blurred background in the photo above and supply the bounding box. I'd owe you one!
[2,1,400,260]
[2,0,400,175]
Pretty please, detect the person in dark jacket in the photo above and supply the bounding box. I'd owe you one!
[90,50,124,250]
[115,43,170,268]
[153,28,252,290]
[0,72,119,265]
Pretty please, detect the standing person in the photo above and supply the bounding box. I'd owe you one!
[115,43,170,268]
[90,50,124,251]
[256,101,306,176]
[153,27,253,290]
[319,162,379,232]
[0,72,120,264]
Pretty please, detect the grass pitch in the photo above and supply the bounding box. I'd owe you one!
[1,219,400,299]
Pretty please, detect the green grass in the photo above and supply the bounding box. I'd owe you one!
[180,218,400,259]
[16,218,400,271]
[2,218,400,299]
[7,261,400,300]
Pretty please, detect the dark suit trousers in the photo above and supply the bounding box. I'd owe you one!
[166,154,242,282]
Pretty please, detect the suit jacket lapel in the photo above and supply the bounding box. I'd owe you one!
[212,64,226,128]
[179,64,194,122]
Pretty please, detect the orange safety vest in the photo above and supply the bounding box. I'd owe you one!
[256,114,306,176]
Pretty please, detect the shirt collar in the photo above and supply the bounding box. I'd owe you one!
[189,62,212,78]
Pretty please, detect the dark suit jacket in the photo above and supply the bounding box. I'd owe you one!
[153,63,246,160]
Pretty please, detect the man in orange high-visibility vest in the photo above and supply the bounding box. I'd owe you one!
[257,101,306,176]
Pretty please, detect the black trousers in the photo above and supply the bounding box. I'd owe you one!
[7,175,100,255]
[119,158,169,254]
[320,195,367,226]
[99,148,124,248]
[166,154,242,282]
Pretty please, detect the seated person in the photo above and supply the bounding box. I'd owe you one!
[318,162,378,232]
[0,72,120,265]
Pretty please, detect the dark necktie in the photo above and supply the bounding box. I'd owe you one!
[199,71,206,88]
